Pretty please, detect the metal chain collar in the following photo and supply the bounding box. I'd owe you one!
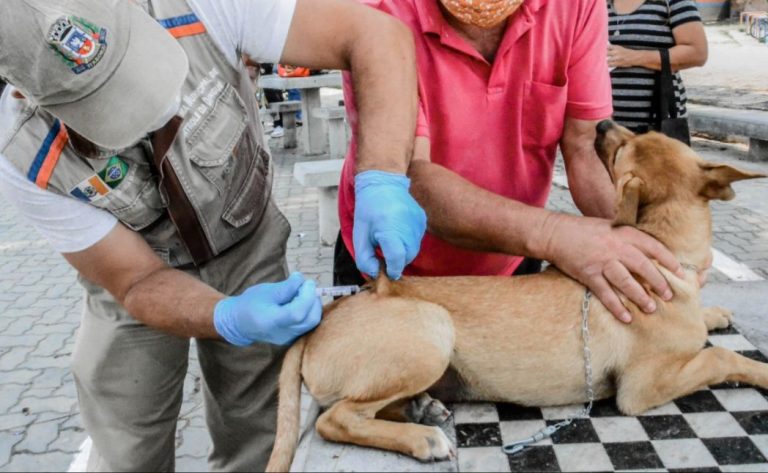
[502,289,595,455]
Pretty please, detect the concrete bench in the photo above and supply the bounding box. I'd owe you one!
[688,104,768,161]
[293,159,344,246]
[740,11,768,41]
[271,100,302,149]
[259,72,343,155]
[312,106,348,160]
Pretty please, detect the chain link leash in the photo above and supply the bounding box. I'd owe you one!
[503,289,595,455]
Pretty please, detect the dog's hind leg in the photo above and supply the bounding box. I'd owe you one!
[317,398,455,462]
[375,398,412,422]
[305,296,456,459]
[377,393,452,426]
[702,306,733,331]
[617,347,768,415]
[316,352,455,461]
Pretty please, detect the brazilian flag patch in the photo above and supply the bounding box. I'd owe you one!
[98,156,129,189]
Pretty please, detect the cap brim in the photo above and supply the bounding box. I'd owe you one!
[46,3,189,149]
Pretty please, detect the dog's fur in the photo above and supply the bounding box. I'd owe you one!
[266,123,767,471]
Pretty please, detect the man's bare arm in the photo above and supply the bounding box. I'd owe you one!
[560,117,616,219]
[281,0,417,174]
[408,137,681,322]
[64,224,223,339]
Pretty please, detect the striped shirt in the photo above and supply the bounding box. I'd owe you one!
[608,0,701,131]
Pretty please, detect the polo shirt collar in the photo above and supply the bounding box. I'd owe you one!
[414,0,441,35]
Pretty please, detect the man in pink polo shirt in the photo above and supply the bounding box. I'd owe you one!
[336,0,684,323]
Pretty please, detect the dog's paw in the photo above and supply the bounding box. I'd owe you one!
[412,427,455,462]
[408,393,452,426]
[422,399,452,426]
[703,306,733,331]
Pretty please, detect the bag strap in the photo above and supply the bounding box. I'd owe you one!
[151,116,215,266]
[658,48,677,120]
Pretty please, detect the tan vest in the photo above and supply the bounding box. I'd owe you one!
[1,0,270,268]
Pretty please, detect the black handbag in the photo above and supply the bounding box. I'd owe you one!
[655,48,691,146]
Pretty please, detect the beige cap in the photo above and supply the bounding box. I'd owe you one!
[0,0,189,149]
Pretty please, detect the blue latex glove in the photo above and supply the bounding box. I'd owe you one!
[213,272,322,346]
[354,170,427,279]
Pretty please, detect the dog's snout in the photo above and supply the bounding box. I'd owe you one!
[596,120,615,135]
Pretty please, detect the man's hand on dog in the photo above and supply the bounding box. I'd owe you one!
[542,214,684,323]
[354,171,427,280]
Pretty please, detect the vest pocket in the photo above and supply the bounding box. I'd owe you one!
[222,133,270,228]
[178,79,270,234]
[186,84,247,170]
[92,160,164,231]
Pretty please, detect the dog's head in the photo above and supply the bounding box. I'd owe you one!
[594,120,765,226]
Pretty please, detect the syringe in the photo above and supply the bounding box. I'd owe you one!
[315,285,362,298]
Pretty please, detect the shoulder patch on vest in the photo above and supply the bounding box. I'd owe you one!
[69,174,110,202]
[157,13,206,39]
[97,156,129,189]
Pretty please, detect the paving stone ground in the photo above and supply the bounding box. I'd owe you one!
[2,23,768,473]
[682,23,768,112]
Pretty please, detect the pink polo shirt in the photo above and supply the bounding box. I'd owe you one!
[339,0,613,276]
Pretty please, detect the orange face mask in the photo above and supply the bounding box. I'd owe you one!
[440,0,524,28]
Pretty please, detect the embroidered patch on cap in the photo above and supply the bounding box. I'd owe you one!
[69,175,110,202]
[97,156,129,189]
[47,16,108,75]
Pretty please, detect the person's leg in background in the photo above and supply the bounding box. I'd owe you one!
[264,88,286,138]
[287,88,302,125]
[260,63,286,138]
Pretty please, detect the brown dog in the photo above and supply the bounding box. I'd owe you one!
[266,122,767,471]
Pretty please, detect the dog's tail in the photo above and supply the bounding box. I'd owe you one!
[373,263,393,296]
[266,336,307,472]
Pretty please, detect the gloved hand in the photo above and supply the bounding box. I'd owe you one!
[354,170,427,279]
[213,272,322,346]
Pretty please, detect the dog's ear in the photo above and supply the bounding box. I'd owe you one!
[613,173,644,227]
[699,163,766,201]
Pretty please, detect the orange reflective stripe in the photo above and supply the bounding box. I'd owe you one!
[35,126,69,189]
[168,22,206,38]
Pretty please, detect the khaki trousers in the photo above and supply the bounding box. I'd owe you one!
[71,201,291,472]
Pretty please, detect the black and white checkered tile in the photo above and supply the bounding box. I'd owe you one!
[452,327,768,472]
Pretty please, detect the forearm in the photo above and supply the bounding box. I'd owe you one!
[407,160,552,257]
[121,267,224,340]
[567,164,615,219]
[630,45,705,72]
[561,143,615,219]
[351,20,418,174]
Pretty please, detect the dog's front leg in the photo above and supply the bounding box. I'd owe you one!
[701,306,733,331]
[617,347,768,415]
